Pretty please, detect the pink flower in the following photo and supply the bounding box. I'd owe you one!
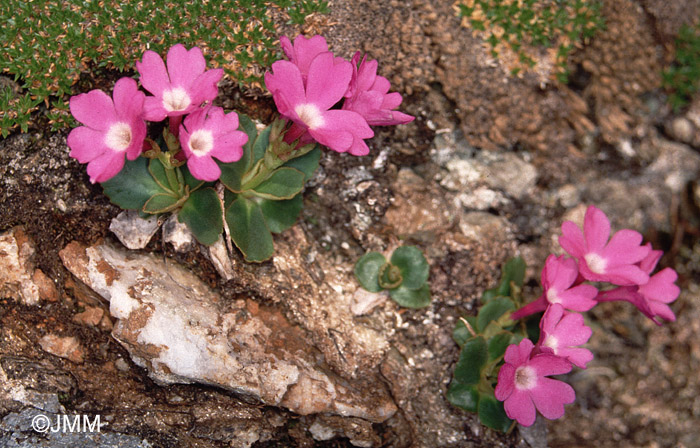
[559,205,650,286]
[280,35,330,83]
[596,244,680,325]
[265,52,374,155]
[136,44,223,121]
[510,255,598,320]
[495,338,575,427]
[179,106,248,181]
[342,52,414,126]
[67,77,146,183]
[537,304,593,369]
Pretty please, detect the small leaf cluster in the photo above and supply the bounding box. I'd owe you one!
[354,246,431,308]
[102,115,320,262]
[456,0,604,82]
[663,22,700,112]
[0,0,328,137]
[448,257,529,432]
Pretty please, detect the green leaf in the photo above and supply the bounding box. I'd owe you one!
[143,193,182,214]
[148,158,177,193]
[260,194,304,233]
[484,257,526,301]
[237,113,258,156]
[226,196,274,262]
[252,125,271,164]
[477,297,515,332]
[389,283,431,308]
[390,246,429,290]
[180,164,206,191]
[354,252,387,293]
[252,167,305,200]
[453,316,478,347]
[283,145,321,182]
[477,391,512,432]
[447,382,480,413]
[452,336,488,386]
[219,157,249,193]
[178,187,223,246]
[102,157,169,210]
[487,332,513,361]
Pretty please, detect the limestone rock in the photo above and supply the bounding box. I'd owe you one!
[59,241,396,422]
[109,210,161,250]
[0,226,56,305]
[38,335,85,364]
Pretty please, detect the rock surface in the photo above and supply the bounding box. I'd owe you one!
[0,226,57,305]
[59,240,396,422]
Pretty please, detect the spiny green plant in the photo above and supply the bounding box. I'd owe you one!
[455,0,604,82]
[663,21,700,112]
[0,0,328,137]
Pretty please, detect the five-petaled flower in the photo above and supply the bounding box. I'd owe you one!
[559,205,650,286]
[67,77,146,183]
[537,303,594,369]
[179,106,248,182]
[137,44,223,121]
[596,243,680,325]
[495,338,575,427]
[265,51,374,155]
[510,254,598,320]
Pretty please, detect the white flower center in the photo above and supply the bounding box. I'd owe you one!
[584,253,607,274]
[514,365,537,390]
[543,335,559,353]
[546,287,562,305]
[188,129,214,157]
[163,87,191,112]
[295,103,324,130]
[105,122,132,152]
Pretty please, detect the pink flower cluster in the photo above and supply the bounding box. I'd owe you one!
[68,44,247,183]
[496,205,680,426]
[265,35,414,156]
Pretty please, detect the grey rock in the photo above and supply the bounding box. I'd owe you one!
[109,210,161,250]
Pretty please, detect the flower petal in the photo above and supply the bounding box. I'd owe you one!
[495,364,516,401]
[529,353,572,377]
[265,60,307,115]
[530,377,575,420]
[603,229,648,266]
[67,126,107,163]
[88,150,126,184]
[504,390,536,426]
[189,68,224,105]
[137,49,170,97]
[305,52,352,111]
[583,206,610,252]
[70,90,117,131]
[166,44,206,87]
[559,221,586,258]
[187,155,221,182]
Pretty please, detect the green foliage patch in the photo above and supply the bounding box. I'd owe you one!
[456,0,604,82]
[0,0,328,137]
[663,21,700,112]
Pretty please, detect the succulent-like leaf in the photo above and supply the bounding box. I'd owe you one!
[487,331,513,361]
[143,192,182,214]
[390,246,429,290]
[354,252,387,293]
[389,283,431,308]
[102,157,169,210]
[452,316,478,348]
[447,383,480,413]
[252,167,305,200]
[477,297,515,333]
[148,158,176,193]
[226,196,274,263]
[260,194,303,234]
[283,145,321,182]
[178,187,223,246]
[477,391,512,432]
[452,336,488,386]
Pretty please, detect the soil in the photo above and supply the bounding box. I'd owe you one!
[2,0,700,447]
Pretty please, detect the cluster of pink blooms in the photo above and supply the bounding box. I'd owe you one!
[495,205,680,426]
[67,36,413,184]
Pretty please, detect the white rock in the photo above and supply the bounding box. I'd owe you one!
[162,214,194,252]
[109,210,161,250]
